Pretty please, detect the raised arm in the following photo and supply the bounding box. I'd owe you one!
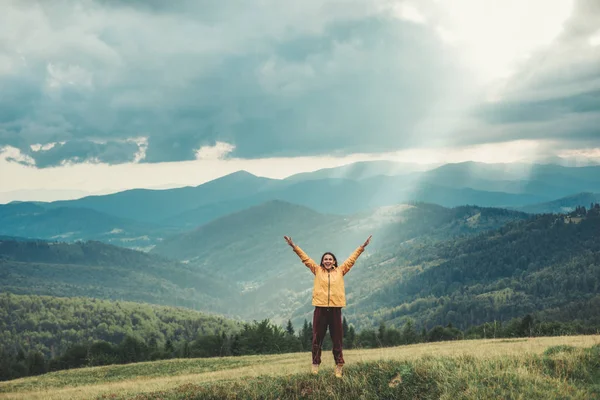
[340,235,371,275]
[284,236,319,275]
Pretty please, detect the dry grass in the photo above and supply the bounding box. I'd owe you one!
[1,335,598,400]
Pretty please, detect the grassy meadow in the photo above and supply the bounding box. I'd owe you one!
[0,335,599,399]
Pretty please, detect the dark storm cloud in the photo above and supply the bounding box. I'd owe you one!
[0,0,597,167]
[476,90,600,124]
[31,140,140,168]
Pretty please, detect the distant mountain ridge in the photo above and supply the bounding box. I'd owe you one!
[46,171,277,223]
[2,161,600,249]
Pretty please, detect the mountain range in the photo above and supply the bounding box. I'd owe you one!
[2,161,600,249]
[0,198,535,325]
[1,160,600,333]
[3,198,599,332]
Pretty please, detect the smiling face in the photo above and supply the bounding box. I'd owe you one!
[320,252,338,270]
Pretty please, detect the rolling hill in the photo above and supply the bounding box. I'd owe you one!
[151,200,531,322]
[0,239,239,315]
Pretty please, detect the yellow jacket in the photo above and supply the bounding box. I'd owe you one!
[293,245,364,307]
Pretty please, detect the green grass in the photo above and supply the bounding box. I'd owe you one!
[1,335,599,400]
[106,345,600,400]
[0,356,257,394]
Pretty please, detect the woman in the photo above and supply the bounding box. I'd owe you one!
[283,234,372,378]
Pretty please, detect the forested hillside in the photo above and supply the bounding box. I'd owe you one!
[341,205,600,330]
[0,240,239,314]
[152,201,530,322]
[0,293,239,357]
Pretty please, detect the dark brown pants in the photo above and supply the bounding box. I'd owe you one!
[312,306,344,365]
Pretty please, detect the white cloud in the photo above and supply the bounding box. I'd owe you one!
[0,146,35,166]
[427,0,574,81]
[30,142,57,152]
[0,0,595,177]
[557,148,600,165]
[195,142,235,161]
[390,3,426,24]
[129,137,148,163]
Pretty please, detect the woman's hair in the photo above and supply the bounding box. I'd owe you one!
[320,252,338,267]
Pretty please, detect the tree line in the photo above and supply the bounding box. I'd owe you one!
[2,312,598,382]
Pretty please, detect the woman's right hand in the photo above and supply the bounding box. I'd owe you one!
[283,236,295,248]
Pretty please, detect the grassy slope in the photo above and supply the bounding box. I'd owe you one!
[0,336,598,400]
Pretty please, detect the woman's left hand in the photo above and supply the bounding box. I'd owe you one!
[362,235,372,248]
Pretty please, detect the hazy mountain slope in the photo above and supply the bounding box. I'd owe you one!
[417,162,600,198]
[284,160,434,182]
[152,200,530,322]
[152,200,345,279]
[516,192,600,214]
[0,203,173,250]
[159,197,270,229]
[163,175,543,228]
[285,161,600,199]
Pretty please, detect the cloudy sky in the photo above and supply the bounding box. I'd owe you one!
[1,0,599,202]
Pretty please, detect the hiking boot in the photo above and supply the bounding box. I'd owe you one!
[311,364,319,375]
[335,364,343,378]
